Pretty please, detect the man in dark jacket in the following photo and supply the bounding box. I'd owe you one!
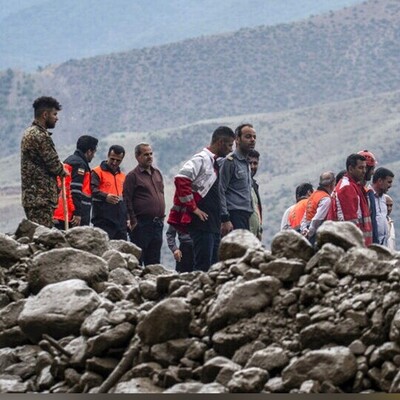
[91,145,127,240]
[53,135,98,229]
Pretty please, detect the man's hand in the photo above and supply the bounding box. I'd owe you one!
[173,249,182,262]
[193,207,208,222]
[106,194,120,204]
[70,215,81,226]
[221,221,233,237]
[127,219,137,231]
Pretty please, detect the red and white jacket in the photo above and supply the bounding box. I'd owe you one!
[327,174,372,246]
[167,147,218,232]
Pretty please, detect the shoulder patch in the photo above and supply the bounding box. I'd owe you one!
[77,168,85,175]
[226,155,234,161]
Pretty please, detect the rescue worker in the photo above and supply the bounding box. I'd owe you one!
[358,150,379,243]
[301,171,335,244]
[91,145,128,240]
[281,183,313,231]
[53,135,98,229]
[21,96,67,227]
[327,153,373,246]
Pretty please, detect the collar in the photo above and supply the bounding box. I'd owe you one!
[138,165,155,174]
[234,149,247,161]
[32,120,51,135]
[100,160,120,174]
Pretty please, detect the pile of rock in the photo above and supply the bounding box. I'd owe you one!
[0,219,399,393]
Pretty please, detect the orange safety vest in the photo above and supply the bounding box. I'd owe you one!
[305,190,330,221]
[53,164,74,221]
[288,198,308,231]
[92,165,125,196]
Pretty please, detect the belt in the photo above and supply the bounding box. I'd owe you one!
[138,215,165,222]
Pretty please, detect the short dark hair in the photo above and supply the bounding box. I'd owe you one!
[108,145,125,156]
[211,126,235,144]
[295,182,313,201]
[33,96,62,118]
[346,153,366,171]
[336,169,346,184]
[235,123,253,138]
[372,167,394,183]
[76,135,98,153]
[248,149,260,159]
[135,142,150,157]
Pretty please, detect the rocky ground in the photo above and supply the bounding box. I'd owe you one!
[0,219,399,393]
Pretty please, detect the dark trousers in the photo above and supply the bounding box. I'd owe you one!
[129,218,163,266]
[230,210,252,230]
[94,220,128,240]
[176,242,194,273]
[189,229,220,272]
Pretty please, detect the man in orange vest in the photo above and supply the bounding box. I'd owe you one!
[281,183,313,231]
[53,135,98,229]
[91,145,128,240]
[301,171,335,244]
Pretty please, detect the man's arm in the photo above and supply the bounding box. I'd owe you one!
[123,173,138,229]
[308,196,331,237]
[39,133,67,177]
[337,185,359,223]
[219,158,234,235]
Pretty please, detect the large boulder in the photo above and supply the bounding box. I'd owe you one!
[316,221,365,250]
[207,277,281,332]
[137,298,192,345]
[0,233,30,268]
[28,248,108,294]
[282,346,357,389]
[219,230,262,261]
[18,279,101,342]
[271,230,314,262]
[65,226,109,256]
[109,240,142,260]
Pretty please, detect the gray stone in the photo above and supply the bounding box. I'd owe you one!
[260,258,305,282]
[108,268,136,286]
[80,308,110,337]
[28,248,108,294]
[137,298,191,345]
[0,299,26,330]
[207,277,281,332]
[0,349,18,373]
[228,367,269,393]
[102,249,128,270]
[33,226,68,248]
[219,230,262,261]
[202,356,240,383]
[139,280,160,301]
[271,230,314,262]
[14,219,39,241]
[0,326,29,348]
[109,240,142,260]
[233,340,266,366]
[164,382,227,393]
[18,279,101,342]
[0,233,29,267]
[150,338,193,366]
[111,377,163,393]
[282,346,357,389]
[0,374,30,392]
[316,221,365,250]
[86,322,135,356]
[264,377,285,393]
[246,345,289,371]
[65,226,110,256]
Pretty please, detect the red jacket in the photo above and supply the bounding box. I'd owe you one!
[53,164,75,221]
[327,174,372,246]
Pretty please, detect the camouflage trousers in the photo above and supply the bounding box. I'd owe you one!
[24,206,55,228]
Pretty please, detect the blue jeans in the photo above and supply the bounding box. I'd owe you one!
[189,229,220,272]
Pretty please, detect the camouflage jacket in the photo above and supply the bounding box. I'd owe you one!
[21,122,66,208]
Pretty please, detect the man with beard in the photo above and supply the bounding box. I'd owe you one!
[91,145,128,240]
[247,149,263,240]
[220,123,256,236]
[371,167,395,246]
[21,96,67,227]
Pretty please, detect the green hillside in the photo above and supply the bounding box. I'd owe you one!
[0,0,362,70]
[0,0,399,158]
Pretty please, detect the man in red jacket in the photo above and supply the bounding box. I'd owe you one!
[328,153,373,246]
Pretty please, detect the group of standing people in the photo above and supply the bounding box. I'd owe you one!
[281,151,395,250]
[20,97,262,271]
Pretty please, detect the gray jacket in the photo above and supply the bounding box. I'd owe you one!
[219,149,253,221]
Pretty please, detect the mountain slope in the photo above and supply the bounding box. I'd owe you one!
[0,0,362,71]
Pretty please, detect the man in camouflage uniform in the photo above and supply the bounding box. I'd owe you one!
[21,96,67,227]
